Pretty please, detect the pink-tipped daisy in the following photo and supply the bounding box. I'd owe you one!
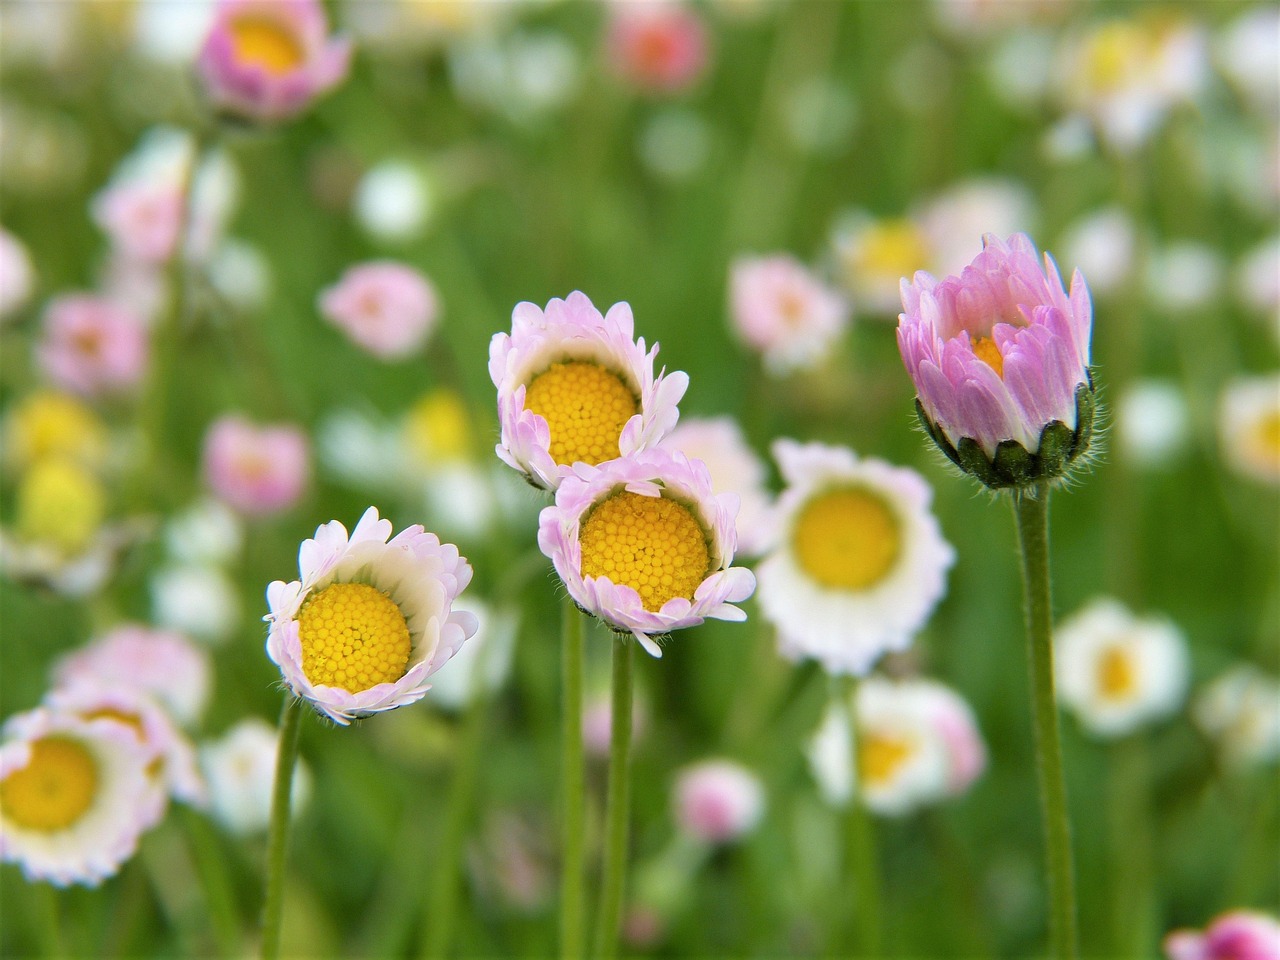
[536,448,755,657]
[490,291,688,491]
[265,507,478,725]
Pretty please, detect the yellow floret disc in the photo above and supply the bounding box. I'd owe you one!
[858,731,915,788]
[229,17,306,75]
[15,458,107,555]
[792,486,901,591]
[970,335,1005,379]
[1252,410,1280,462]
[1096,645,1138,700]
[524,361,639,467]
[852,219,931,281]
[7,391,107,470]
[579,491,710,613]
[298,583,412,693]
[0,737,98,832]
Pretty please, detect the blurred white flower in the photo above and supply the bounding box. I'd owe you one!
[1234,235,1280,329]
[1215,6,1280,117]
[131,0,217,65]
[1219,373,1280,485]
[449,31,580,124]
[163,498,242,566]
[199,719,312,836]
[831,213,933,318]
[208,239,273,313]
[425,600,517,712]
[0,227,35,322]
[151,564,241,646]
[917,177,1038,278]
[1114,380,1190,469]
[1144,241,1223,315]
[353,160,435,243]
[985,29,1056,109]
[639,109,711,182]
[1193,665,1280,770]
[784,77,857,153]
[1058,207,1137,298]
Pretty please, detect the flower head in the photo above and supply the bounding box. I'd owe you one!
[1055,598,1188,738]
[757,441,954,676]
[318,261,440,360]
[1194,666,1280,770]
[0,708,154,886]
[490,291,688,491]
[832,215,934,318]
[672,759,765,844]
[0,227,34,322]
[537,448,755,657]
[37,294,149,398]
[2,390,109,474]
[605,1,710,96]
[1219,374,1280,486]
[196,0,352,124]
[1164,910,1280,960]
[897,232,1096,488]
[265,507,478,724]
[199,718,311,836]
[807,676,986,816]
[202,415,309,516]
[729,254,850,375]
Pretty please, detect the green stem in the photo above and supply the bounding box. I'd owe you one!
[1108,735,1154,959]
[560,598,587,960]
[842,679,883,959]
[422,677,490,958]
[1012,484,1079,960]
[592,637,634,960]
[38,882,64,960]
[260,697,303,960]
[181,805,242,958]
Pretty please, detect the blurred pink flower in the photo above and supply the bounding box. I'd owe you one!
[196,0,351,123]
[36,295,148,397]
[202,415,309,517]
[729,254,850,375]
[605,2,709,96]
[92,180,183,265]
[673,759,765,844]
[318,261,440,360]
[582,692,648,759]
[1165,910,1280,960]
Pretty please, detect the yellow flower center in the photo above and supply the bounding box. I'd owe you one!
[229,16,306,76]
[524,361,639,467]
[1081,21,1147,93]
[1096,645,1137,700]
[1249,410,1280,463]
[15,458,106,554]
[579,491,710,612]
[297,583,412,693]
[0,737,98,832]
[5,391,107,470]
[971,335,1004,378]
[792,487,900,591]
[850,219,932,283]
[858,731,914,788]
[404,389,472,464]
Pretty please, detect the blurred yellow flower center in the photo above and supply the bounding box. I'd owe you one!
[84,708,145,737]
[851,219,931,282]
[858,731,913,787]
[405,389,472,464]
[1081,22,1146,93]
[792,487,900,591]
[0,737,98,832]
[6,391,107,470]
[298,583,411,693]
[229,17,305,75]
[525,361,639,467]
[1251,410,1280,461]
[579,491,710,612]
[1097,645,1137,700]
[15,458,106,554]
[971,336,1004,378]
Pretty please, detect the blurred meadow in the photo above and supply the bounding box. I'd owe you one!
[0,0,1278,958]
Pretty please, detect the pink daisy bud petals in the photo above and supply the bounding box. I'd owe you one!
[318,261,440,360]
[36,295,149,398]
[605,2,710,96]
[673,759,765,844]
[729,254,851,375]
[202,415,309,517]
[196,0,352,124]
[537,448,755,657]
[897,232,1096,489]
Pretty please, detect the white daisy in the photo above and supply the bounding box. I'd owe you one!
[757,440,955,676]
[1219,374,1280,486]
[1193,665,1280,770]
[1055,597,1189,738]
[199,718,312,836]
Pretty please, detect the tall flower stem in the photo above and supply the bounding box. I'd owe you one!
[842,678,883,958]
[592,636,634,960]
[1012,483,1078,960]
[560,597,587,960]
[261,697,303,960]
[38,882,64,960]
[1108,735,1154,959]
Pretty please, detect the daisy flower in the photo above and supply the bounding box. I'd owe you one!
[832,214,935,318]
[537,448,755,657]
[728,254,850,375]
[0,227,34,322]
[490,291,688,491]
[1219,374,1280,485]
[318,261,440,361]
[199,718,312,836]
[1055,598,1188,738]
[1164,910,1280,960]
[265,506,478,725]
[0,708,153,886]
[36,294,149,398]
[672,759,765,845]
[2,390,109,474]
[604,1,710,97]
[1194,665,1280,770]
[201,415,310,516]
[757,440,954,676]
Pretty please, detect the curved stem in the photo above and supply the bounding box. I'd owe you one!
[592,637,634,960]
[260,697,303,960]
[842,678,882,958]
[560,598,587,960]
[1012,484,1079,960]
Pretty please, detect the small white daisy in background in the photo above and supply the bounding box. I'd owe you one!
[1193,666,1280,771]
[1218,374,1280,485]
[658,416,775,558]
[1057,207,1137,299]
[1143,241,1223,316]
[207,239,273,314]
[1214,6,1280,117]
[728,255,850,374]
[353,160,435,244]
[916,177,1038,279]
[807,676,986,816]
[757,440,954,677]
[265,507,478,725]
[1055,598,1189,738]
[1114,380,1191,469]
[0,227,35,323]
[199,719,312,837]
[424,599,518,713]
[1234,236,1280,341]
[672,759,765,845]
[150,564,242,646]
[0,708,154,886]
[830,214,933,318]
